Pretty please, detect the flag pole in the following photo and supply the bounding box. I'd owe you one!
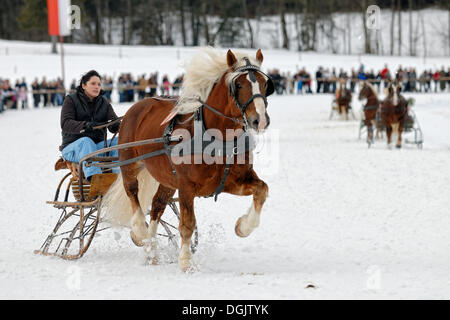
[60,35,66,89]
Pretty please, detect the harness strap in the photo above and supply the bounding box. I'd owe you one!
[86,149,166,169]
[163,117,178,176]
[364,105,379,111]
[197,98,245,125]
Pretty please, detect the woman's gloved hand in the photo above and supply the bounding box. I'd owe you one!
[84,121,101,132]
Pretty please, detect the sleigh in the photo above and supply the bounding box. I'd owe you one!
[34,123,198,260]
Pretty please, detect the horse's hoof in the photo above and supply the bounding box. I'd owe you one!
[235,217,249,238]
[396,144,402,149]
[146,255,159,265]
[178,258,194,273]
[130,231,145,247]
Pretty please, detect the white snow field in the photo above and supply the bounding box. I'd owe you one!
[0,41,449,300]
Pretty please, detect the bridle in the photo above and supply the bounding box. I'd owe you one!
[228,58,274,121]
[180,58,274,131]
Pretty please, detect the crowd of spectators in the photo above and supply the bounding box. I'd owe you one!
[1,65,449,114]
[267,65,450,95]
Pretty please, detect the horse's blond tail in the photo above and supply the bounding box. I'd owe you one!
[101,169,160,227]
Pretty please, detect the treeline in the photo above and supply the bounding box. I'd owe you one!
[1,0,449,53]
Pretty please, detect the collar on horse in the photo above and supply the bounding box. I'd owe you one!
[163,103,257,202]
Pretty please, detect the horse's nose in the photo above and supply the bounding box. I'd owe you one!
[249,114,260,130]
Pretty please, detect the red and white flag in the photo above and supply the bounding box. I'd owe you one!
[47,0,72,37]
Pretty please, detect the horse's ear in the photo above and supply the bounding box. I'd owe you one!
[256,49,264,64]
[227,50,237,68]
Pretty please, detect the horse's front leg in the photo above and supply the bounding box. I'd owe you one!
[226,169,269,238]
[396,123,404,148]
[177,187,196,272]
[386,124,393,147]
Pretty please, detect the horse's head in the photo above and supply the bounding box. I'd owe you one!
[358,81,369,101]
[387,81,401,105]
[225,49,273,133]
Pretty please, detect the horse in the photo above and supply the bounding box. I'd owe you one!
[333,80,352,120]
[380,82,409,148]
[102,48,273,271]
[358,81,381,146]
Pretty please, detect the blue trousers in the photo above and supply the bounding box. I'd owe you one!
[62,137,119,179]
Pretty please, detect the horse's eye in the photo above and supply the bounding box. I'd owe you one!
[235,83,242,90]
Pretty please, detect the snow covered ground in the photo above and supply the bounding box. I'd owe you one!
[0,41,449,300]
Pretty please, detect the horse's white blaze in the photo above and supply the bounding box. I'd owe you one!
[393,91,398,106]
[247,74,267,131]
[239,202,261,236]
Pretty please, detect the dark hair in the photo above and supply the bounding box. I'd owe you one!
[80,70,102,87]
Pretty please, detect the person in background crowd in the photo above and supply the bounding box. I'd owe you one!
[148,72,158,97]
[350,68,357,93]
[41,77,49,107]
[410,68,417,92]
[375,70,382,92]
[331,68,337,94]
[419,71,426,93]
[358,65,367,81]
[102,77,113,102]
[447,67,450,92]
[138,74,148,100]
[31,78,41,108]
[440,66,447,92]
[286,71,294,94]
[161,75,171,96]
[323,68,330,93]
[381,64,390,88]
[124,74,135,102]
[425,70,432,92]
[433,70,440,93]
[316,67,323,93]
[1,79,15,110]
[172,74,183,96]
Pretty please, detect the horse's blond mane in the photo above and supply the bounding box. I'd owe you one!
[175,47,262,114]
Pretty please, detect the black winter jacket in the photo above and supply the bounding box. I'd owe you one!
[60,86,120,150]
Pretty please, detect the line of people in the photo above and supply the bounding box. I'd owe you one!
[267,65,450,96]
[2,64,449,114]
[1,73,185,113]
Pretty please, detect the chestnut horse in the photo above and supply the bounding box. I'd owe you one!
[358,81,381,146]
[381,82,409,148]
[334,80,352,120]
[102,48,273,271]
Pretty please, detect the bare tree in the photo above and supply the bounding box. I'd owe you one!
[242,0,254,48]
[390,0,395,55]
[409,0,414,56]
[201,0,210,45]
[279,0,289,49]
[180,0,187,46]
[94,0,104,44]
[397,0,402,55]
[361,0,371,54]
